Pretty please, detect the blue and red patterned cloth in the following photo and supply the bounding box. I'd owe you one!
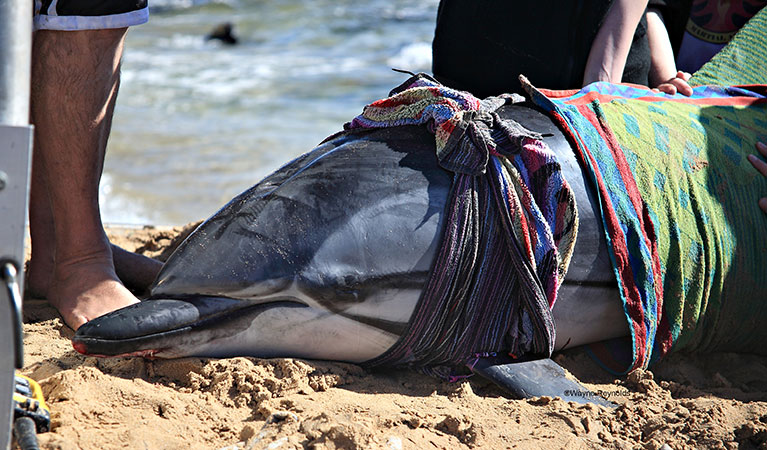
[528,79,767,372]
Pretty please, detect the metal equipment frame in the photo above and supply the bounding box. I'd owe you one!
[0,0,34,448]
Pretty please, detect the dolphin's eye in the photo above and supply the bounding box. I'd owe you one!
[336,275,363,302]
[297,274,367,305]
[324,273,377,304]
[335,288,360,301]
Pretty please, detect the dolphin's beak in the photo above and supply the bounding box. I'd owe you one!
[72,296,257,357]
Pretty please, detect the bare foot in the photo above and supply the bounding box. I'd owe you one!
[47,257,139,330]
[25,243,163,299]
[25,256,53,299]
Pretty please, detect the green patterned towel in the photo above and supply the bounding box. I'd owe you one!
[527,6,767,372]
[532,80,767,372]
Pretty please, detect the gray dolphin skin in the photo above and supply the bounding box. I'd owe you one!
[73,104,626,406]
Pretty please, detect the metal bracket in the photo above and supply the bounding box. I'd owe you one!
[0,125,33,450]
[2,262,24,369]
[0,125,32,293]
[1,0,34,445]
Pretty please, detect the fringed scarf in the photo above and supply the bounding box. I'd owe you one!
[348,74,578,377]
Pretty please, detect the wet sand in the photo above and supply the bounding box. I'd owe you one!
[19,224,767,449]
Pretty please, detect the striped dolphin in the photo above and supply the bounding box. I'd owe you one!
[72,104,626,404]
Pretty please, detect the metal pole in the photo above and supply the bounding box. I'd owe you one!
[0,0,32,125]
[0,0,33,448]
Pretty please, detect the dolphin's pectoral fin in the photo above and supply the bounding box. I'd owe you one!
[471,356,617,408]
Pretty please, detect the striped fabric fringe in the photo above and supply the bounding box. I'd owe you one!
[351,73,578,378]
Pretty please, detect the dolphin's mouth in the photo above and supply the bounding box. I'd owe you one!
[72,296,307,357]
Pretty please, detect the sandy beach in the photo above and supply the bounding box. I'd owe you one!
[18,224,767,450]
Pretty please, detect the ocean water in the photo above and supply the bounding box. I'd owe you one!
[102,0,438,225]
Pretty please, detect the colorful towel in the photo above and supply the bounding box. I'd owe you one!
[528,79,767,372]
[349,74,578,377]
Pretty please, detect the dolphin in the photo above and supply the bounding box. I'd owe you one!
[73,104,626,405]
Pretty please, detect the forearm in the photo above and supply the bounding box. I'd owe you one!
[646,7,677,87]
[583,0,650,85]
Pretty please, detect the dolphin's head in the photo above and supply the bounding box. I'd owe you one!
[73,126,452,361]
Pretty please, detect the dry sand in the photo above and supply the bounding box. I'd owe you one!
[17,224,767,449]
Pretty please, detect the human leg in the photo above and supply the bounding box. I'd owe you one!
[29,28,143,329]
[111,244,163,293]
[26,154,55,299]
[27,183,163,298]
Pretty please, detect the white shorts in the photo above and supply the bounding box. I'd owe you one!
[34,0,149,31]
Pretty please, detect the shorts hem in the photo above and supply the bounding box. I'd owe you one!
[34,8,149,31]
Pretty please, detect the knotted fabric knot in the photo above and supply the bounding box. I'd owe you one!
[347,73,541,176]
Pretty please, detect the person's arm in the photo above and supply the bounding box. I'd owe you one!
[747,142,767,214]
[646,7,693,96]
[582,0,649,85]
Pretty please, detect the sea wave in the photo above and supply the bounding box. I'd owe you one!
[105,0,439,224]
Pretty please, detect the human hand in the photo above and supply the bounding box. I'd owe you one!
[653,71,693,96]
[747,141,767,214]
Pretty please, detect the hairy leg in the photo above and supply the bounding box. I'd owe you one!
[29,28,146,329]
[26,155,55,299]
[27,173,162,297]
[27,240,163,298]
